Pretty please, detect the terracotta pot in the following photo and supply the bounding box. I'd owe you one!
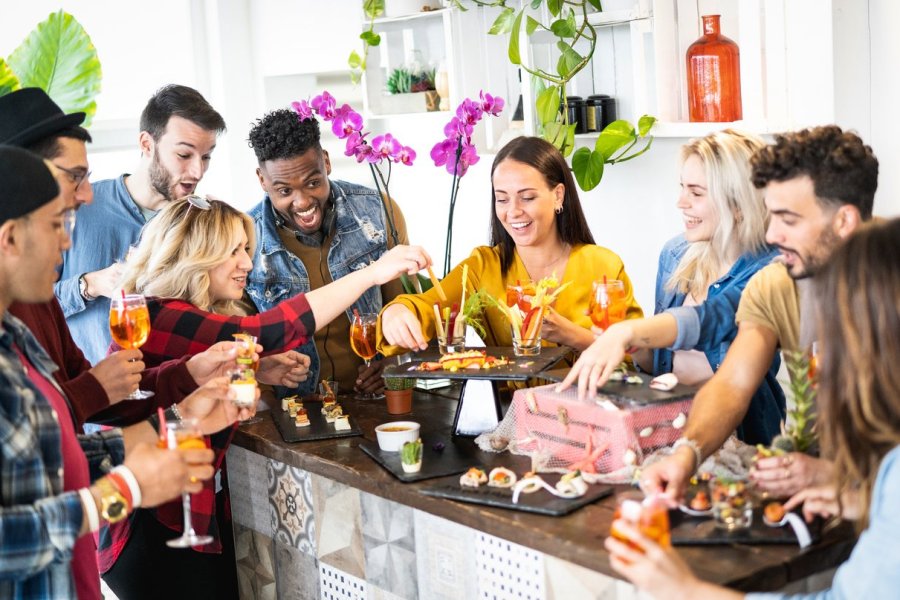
[385,389,413,415]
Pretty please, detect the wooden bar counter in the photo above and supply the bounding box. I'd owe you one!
[226,389,854,599]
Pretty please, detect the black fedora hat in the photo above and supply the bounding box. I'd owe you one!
[0,88,86,148]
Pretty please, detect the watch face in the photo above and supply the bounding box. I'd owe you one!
[103,497,127,522]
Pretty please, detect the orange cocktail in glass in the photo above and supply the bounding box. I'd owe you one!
[589,280,628,330]
[109,293,154,399]
[350,312,382,400]
[611,490,671,550]
[162,418,214,548]
[506,280,537,312]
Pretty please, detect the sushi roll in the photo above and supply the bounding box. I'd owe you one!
[459,467,488,488]
[555,470,588,496]
[487,467,518,488]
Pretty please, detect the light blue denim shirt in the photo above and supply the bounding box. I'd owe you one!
[653,235,785,444]
[55,175,145,365]
[747,444,900,599]
[246,179,393,396]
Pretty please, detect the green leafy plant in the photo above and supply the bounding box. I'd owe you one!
[386,67,413,94]
[448,0,655,190]
[771,350,818,453]
[349,0,385,84]
[401,438,423,465]
[0,10,102,126]
[384,377,416,391]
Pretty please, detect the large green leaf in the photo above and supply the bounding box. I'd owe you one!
[535,85,561,126]
[363,0,385,19]
[489,8,517,35]
[508,8,525,65]
[547,0,563,17]
[360,30,381,46]
[0,59,21,96]
[555,42,582,78]
[572,147,605,191]
[594,120,636,160]
[588,0,603,10]
[638,114,657,137]
[550,18,576,38]
[526,16,541,35]
[8,10,102,126]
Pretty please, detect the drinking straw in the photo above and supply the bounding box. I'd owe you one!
[433,304,445,341]
[602,275,609,327]
[157,406,167,443]
[426,266,447,303]
[455,265,469,338]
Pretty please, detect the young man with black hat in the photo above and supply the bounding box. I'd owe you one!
[0,145,236,599]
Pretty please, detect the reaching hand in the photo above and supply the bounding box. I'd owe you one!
[186,341,250,385]
[90,349,144,403]
[750,453,834,498]
[540,308,594,350]
[556,322,633,400]
[368,245,432,286]
[638,448,696,505]
[356,359,386,394]
[178,377,256,434]
[380,304,428,351]
[257,351,310,387]
[84,262,126,299]
[122,442,215,506]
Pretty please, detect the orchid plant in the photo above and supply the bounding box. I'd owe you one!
[431,91,505,276]
[290,91,419,289]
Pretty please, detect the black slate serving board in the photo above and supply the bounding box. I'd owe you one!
[539,368,697,406]
[420,472,614,516]
[359,431,498,483]
[272,400,362,443]
[669,508,822,546]
[383,346,569,381]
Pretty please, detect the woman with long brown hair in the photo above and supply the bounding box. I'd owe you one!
[604,218,900,598]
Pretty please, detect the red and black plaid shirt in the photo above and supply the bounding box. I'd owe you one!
[99,293,315,570]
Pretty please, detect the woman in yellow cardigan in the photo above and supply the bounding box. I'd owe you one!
[379,136,642,354]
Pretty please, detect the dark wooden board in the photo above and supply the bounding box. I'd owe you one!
[383,346,569,381]
[670,508,822,546]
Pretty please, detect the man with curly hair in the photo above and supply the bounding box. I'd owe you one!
[246,108,408,397]
[639,125,878,502]
[57,84,226,364]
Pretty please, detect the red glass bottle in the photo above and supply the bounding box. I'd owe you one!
[686,15,742,122]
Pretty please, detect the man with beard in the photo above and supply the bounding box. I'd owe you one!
[634,125,878,502]
[56,84,226,364]
[246,108,408,397]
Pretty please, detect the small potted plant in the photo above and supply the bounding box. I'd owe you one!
[384,376,415,414]
[401,438,423,473]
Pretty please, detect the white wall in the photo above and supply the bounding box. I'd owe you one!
[2,0,897,313]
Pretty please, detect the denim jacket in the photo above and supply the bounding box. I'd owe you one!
[246,180,390,395]
[652,235,785,444]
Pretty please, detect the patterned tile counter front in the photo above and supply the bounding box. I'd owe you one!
[227,393,852,600]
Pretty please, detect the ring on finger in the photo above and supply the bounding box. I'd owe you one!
[189,476,199,484]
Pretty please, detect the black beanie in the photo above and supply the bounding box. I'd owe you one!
[0,145,60,225]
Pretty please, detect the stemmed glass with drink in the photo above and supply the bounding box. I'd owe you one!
[160,418,214,548]
[349,311,383,400]
[589,279,627,331]
[611,490,672,551]
[109,293,154,399]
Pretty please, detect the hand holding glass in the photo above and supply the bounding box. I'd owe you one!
[160,418,214,548]
[109,294,154,399]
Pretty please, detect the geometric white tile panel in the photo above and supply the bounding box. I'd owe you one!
[365,583,407,600]
[413,511,477,600]
[320,563,366,600]
[475,531,545,600]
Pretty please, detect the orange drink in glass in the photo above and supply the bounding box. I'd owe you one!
[589,280,628,330]
[350,312,383,400]
[232,332,259,372]
[109,294,154,399]
[163,418,214,548]
[506,280,537,312]
[611,490,672,550]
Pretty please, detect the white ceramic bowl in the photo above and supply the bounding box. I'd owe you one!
[375,421,420,452]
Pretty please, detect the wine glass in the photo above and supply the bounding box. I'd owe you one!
[349,312,383,400]
[588,279,627,331]
[109,293,154,399]
[161,418,214,548]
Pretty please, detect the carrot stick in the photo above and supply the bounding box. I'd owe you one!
[427,266,447,303]
[433,304,445,340]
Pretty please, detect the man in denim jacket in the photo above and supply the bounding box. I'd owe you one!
[246,109,408,398]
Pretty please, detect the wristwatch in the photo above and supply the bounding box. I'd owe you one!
[78,274,95,302]
[95,477,129,524]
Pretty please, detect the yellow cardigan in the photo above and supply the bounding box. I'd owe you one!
[377,243,643,355]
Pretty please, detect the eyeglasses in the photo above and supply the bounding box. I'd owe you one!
[61,208,77,239]
[53,163,92,192]
[185,194,212,211]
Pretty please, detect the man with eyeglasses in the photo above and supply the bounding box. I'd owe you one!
[56,84,226,365]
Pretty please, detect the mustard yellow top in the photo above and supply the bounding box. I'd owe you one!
[377,243,643,355]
